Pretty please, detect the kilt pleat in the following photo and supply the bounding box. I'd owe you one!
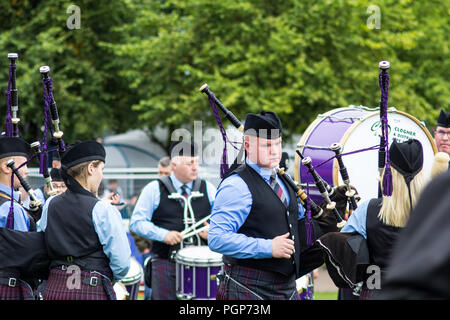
[151,257,176,300]
[217,264,299,300]
[0,279,34,300]
[44,268,115,300]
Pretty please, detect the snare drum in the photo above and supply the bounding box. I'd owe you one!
[175,246,223,300]
[295,107,437,204]
[118,257,143,300]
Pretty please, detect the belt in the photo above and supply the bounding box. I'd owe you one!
[0,277,19,288]
[51,266,115,300]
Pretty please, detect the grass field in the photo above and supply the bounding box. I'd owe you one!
[137,291,340,300]
[314,291,338,300]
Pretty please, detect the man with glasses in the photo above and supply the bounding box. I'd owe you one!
[434,110,449,169]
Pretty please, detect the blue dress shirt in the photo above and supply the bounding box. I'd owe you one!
[129,173,217,242]
[0,183,30,231]
[340,199,371,239]
[208,158,305,259]
[38,194,131,280]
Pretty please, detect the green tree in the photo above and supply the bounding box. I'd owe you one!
[0,0,138,143]
[110,0,449,148]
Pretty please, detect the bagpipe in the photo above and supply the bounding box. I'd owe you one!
[0,53,68,283]
[198,60,398,290]
[198,83,351,242]
[3,55,66,219]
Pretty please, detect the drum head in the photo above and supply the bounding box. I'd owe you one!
[296,107,437,204]
[120,257,143,285]
[336,110,436,202]
[175,246,223,267]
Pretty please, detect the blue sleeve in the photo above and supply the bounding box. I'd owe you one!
[340,199,370,239]
[205,180,217,208]
[208,174,273,259]
[34,188,46,206]
[36,195,56,232]
[92,200,131,280]
[0,202,30,231]
[297,198,306,220]
[129,181,168,242]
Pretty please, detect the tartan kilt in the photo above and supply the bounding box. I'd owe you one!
[217,264,299,300]
[0,279,35,300]
[151,257,176,300]
[44,268,116,300]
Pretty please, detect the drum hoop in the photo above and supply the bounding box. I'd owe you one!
[175,246,223,266]
[121,274,142,285]
[295,107,366,184]
[332,109,438,186]
[175,256,223,267]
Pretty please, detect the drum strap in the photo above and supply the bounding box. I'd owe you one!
[159,176,202,194]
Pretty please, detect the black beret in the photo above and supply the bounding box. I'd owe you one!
[436,109,449,128]
[170,140,198,158]
[61,140,106,170]
[50,168,63,182]
[0,136,30,159]
[389,139,423,184]
[244,111,282,139]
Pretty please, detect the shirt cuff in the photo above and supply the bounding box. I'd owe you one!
[258,238,273,259]
[154,227,170,243]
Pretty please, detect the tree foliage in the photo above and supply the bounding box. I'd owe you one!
[1,0,448,148]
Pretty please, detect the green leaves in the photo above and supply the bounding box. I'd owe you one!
[1,0,447,148]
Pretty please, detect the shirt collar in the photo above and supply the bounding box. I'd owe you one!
[0,183,21,202]
[169,173,193,192]
[246,157,276,182]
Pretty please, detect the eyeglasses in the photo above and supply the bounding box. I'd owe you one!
[435,130,450,138]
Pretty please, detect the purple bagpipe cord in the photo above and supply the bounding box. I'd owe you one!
[304,182,315,246]
[5,174,15,229]
[378,70,393,196]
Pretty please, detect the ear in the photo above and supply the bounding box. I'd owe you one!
[0,159,12,175]
[243,135,250,153]
[87,162,95,176]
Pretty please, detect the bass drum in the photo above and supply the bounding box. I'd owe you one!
[295,106,437,204]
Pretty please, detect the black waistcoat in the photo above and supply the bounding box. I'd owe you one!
[0,196,49,281]
[222,164,301,277]
[151,178,211,259]
[45,183,111,272]
[366,198,402,271]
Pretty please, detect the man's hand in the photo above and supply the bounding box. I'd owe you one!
[272,232,295,259]
[164,231,184,245]
[198,222,209,241]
